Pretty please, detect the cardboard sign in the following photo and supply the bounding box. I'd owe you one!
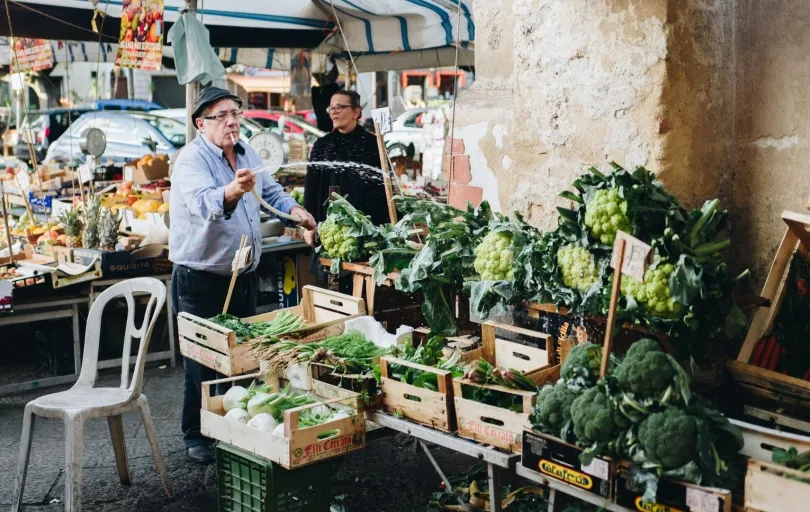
[51,198,73,219]
[9,38,54,73]
[115,0,164,71]
[610,231,652,282]
[372,107,393,134]
[231,245,253,272]
[16,171,30,192]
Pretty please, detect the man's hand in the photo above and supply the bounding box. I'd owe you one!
[290,206,317,230]
[304,229,318,247]
[224,168,256,208]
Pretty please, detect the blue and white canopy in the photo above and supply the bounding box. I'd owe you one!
[1,0,474,70]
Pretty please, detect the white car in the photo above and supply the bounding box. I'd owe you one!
[383,108,435,159]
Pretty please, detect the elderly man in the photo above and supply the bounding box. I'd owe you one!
[169,87,316,464]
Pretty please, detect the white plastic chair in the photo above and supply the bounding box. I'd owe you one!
[11,277,172,512]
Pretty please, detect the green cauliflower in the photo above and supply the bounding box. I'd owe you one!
[570,387,626,446]
[557,245,601,291]
[584,188,632,245]
[561,342,603,383]
[473,230,515,281]
[532,382,581,434]
[638,408,698,470]
[319,219,361,261]
[615,338,687,403]
[621,262,683,318]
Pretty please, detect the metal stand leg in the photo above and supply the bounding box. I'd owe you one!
[165,279,176,368]
[419,441,472,512]
[488,463,503,512]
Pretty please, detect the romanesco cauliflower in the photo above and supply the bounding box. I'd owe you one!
[584,189,631,244]
[557,245,601,291]
[319,219,361,261]
[473,231,514,281]
[621,262,683,318]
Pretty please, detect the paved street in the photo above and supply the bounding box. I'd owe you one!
[0,365,471,511]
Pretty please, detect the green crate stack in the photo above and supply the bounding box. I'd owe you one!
[216,443,337,512]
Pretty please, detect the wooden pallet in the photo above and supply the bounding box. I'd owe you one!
[178,286,366,376]
[727,211,810,430]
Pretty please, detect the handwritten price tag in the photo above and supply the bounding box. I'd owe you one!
[0,280,12,313]
[231,245,253,272]
[610,231,651,282]
[371,107,393,135]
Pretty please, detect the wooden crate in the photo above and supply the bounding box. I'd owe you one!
[727,211,810,426]
[453,321,560,452]
[178,286,366,376]
[745,459,810,512]
[201,372,365,470]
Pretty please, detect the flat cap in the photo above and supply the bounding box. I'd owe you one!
[192,86,242,123]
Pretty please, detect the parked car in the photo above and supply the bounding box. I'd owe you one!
[242,110,325,149]
[14,108,90,163]
[151,108,266,142]
[384,108,436,159]
[75,99,164,112]
[44,112,183,165]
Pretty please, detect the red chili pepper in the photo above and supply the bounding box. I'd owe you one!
[760,335,777,368]
[803,369,810,381]
[766,341,782,371]
[439,481,446,490]
[751,338,767,366]
[797,279,809,297]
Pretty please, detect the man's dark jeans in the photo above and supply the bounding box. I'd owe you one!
[171,265,257,449]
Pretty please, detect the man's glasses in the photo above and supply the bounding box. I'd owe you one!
[202,110,244,122]
[326,104,355,114]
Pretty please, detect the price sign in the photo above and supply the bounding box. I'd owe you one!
[0,280,12,313]
[231,245,253,272]
[610,231,651,282]
[371,107,393,135]
[16,171,31,192]
[78,164,93,184]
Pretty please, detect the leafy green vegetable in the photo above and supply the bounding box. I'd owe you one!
[208,312,306,344]
[530,382,581,437]
[318,193,383,272]
[259,331,385,377]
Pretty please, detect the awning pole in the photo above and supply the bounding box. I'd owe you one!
[185,0,198,144]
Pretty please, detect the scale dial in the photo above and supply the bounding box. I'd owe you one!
[81,128,107,157]
[248,132,287,174]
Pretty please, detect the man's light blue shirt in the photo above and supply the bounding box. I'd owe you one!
[169,135,298,276]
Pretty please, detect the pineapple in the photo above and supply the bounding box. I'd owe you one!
[82,195,102,250]
[98,207,120,252]
[58,208,83,248]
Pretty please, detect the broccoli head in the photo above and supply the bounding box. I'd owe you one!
[532,382,581,434]
[561,342,603,383]
[638,408,697,470]
[570,387,626,446]
[615,339,679,400]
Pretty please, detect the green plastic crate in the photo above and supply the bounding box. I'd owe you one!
[216,443,336,512]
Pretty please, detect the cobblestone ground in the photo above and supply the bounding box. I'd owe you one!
[0,365,472,512]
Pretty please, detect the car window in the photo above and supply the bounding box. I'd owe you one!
[68,116,92,136]
[105,116,139,143]
[141,117,185,148]
[403,113,419,128]
[52,112,81,129]
[250,117,278,130]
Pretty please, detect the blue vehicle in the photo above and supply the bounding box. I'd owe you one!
[44,112,184,165]
[75,99,164,112]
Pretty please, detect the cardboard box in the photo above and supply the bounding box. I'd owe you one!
[616,461,731,512]
[72,244,171,278]
[131,157,169,183]
[522,428,615,499]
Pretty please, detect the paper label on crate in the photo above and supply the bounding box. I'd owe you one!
[371,107,393,135]
[581,457,609,481]
[0,280,12,313]
[124,166,134,182]
[231,246,253,271]
[16,171,30,191]
[292,433,361,466]
[686,487,719,512]
[610,231,652,281]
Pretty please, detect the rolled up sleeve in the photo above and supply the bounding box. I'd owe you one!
[173,154,228,221]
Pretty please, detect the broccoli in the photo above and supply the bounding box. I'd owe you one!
[570,387,626,447]
[557,245,601,291]
[473,230,515,281]
[621,262,683,318]
[638,408,698,470]
[531,382,581,434]
[615,338,690,410]
[561,342,603,383]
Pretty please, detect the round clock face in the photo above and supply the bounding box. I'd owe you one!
[248,132,286,173]
[84,128,107,157]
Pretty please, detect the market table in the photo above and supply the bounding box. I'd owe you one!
[0,295,87,396]
[87,274,176,370]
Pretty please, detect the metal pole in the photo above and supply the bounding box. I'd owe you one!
[185,0,198,144]
[127,68,135,99]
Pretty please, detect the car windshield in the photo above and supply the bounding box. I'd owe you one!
[286,117,326,137]
[139,116,186,148]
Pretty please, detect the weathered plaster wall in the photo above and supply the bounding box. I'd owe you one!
[733,1,810,285]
